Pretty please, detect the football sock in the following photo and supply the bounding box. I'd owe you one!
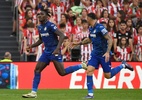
[65,64,82,74]
[87,75,93,96]
[32,73,41,92]
[110,65,123,78]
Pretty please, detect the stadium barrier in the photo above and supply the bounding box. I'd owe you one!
[0,62,142,89]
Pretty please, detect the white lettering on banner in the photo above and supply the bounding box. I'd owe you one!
[136,66,142,88]
[69,65,141,89]
[117,69,134,89]
[103,76,116,89]
[69,69,85,89]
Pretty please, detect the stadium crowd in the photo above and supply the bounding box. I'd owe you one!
[13,0,142,62]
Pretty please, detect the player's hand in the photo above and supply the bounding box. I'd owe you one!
[72,42,80,45]
[26,45,32,52]
[52,48,60,56]
[103,52,110,62]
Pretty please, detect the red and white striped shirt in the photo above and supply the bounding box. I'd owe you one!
[72,25,83,42]
[108,2,122,17]
[51,2,66,24]
[134,35,142,60]
[80,30,92,61]
[23,28,38,53]
[66,22,72,33]
[84,5,96,14]
[121,7,132,19]
[115,46,132,61]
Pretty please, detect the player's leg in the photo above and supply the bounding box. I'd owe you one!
[22,52,50,98]
[100,57,133,79]
[32,61,48,92]
[85,55,99,99]
[52,60,87,76]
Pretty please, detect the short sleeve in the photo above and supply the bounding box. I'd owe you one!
[49,22,57,33]
[99,24,108,35]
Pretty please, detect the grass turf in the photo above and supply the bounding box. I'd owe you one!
[0,89,141,100]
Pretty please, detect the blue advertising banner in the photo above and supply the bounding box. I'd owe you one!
[0,63,18,89]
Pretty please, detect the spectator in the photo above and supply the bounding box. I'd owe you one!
[72,16,83,43]
[47,7,57,24]
[126,18,137,38]
[116,10,126,30]
[20,9,36,31]
[133,25,142,61]
[108,0,121,19]
[66,8,76,27]
[135,2,142,29]
[23,19,38,61]
[114,36,132,61]
[107,19,117,39]
[95,0,107,18]
[113,20,133,53]
[121,0,132,19]
[0,52,12,62]
[80,8,88,20]
[51,0,66,24]
[82,0,96,14]
[80,20,92,61]
[18,0,36,14]
[129,0,140,26]
[98,9,109,24]
[59,13,72,33]
[60,23,72,61]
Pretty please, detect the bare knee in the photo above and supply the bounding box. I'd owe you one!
[86,66,95,75]
[34,66,42,73]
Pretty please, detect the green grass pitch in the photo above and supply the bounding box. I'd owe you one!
[0,89,141,100]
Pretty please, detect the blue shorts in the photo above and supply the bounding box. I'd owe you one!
[38,51,63,65]
[88,54,111,73]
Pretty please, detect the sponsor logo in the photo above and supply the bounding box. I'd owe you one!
[41,33,49,37]
[90,34,96,38]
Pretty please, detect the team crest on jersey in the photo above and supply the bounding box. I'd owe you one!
[93,30,96,33]
[44,27,47,31]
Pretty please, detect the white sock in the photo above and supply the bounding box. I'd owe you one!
[31,91,36,93]
[122,64,125,68]
[88,93,93,96]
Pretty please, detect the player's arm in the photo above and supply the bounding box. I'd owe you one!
[30,34,43,48]
[54,29,66,49]
[104,33,113,53]
[80,37,92,45]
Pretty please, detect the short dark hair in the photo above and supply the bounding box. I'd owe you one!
[120,20,126,24]
[41,9,51,17]
[82,19,88,24]
[87,13,97,20]
[59,23,66,29]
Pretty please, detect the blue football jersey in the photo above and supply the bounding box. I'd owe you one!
[38,21,58,53]
[89,23,108,56]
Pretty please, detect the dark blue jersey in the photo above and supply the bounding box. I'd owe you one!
[89,23,108,56]
[38,21,58,53]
